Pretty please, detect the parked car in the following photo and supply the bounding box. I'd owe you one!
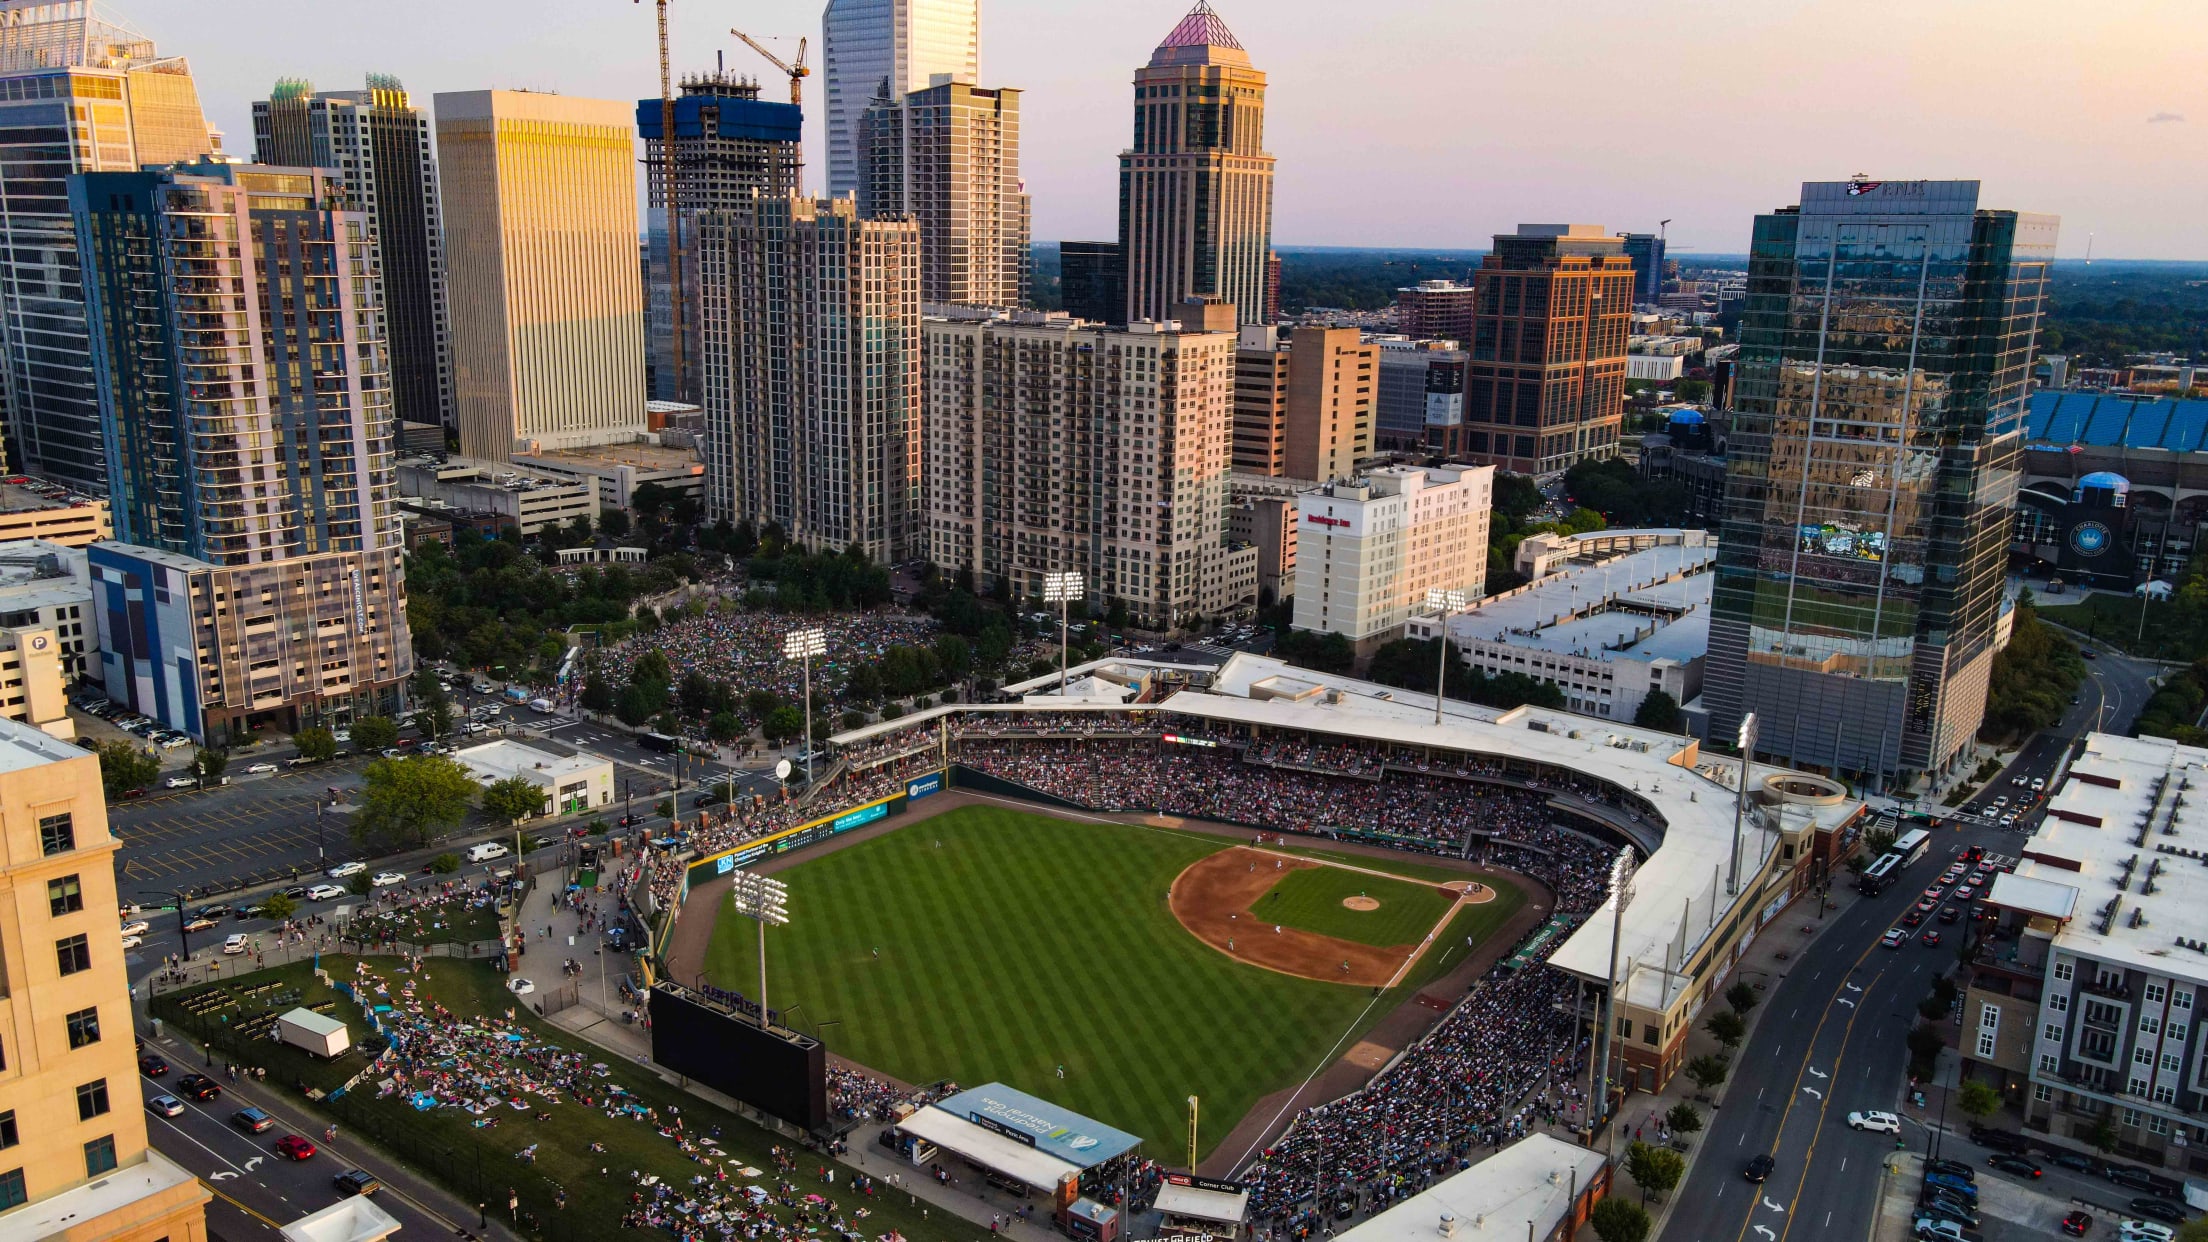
[1969,1125,2033,1153]
[2128,1199,2187,1224]
[1987,1153,2041,1178]
[1847,1110,1902,1133]
[2048,1150,2105,1175]
[333,1168,380,1198]
[146,1093,186,1118]
[1923,1158,1975,1182]
[1743,1154,1775,1183]
[305,883,346,902]
[326,861,366,879]
[1911,1217,1966,1242]
[1922,1172,1977,1201]
[176,1074,220,1101]
[1916,1195,1979,1229]
[245,761,277,774]
[163,776,196,789]
[2119,1220,2177,1242]
[274,1134,318,1161]
[231,1107,276,1133]
[2109,1164,2187,1197]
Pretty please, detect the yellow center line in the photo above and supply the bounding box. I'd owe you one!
[1773,953,1914,1242]
[202,1179,282,1228]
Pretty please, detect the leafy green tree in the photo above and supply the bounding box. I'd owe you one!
[599,508,631,538]
[481,775,545,825]
[346,872,373,896]
[351,715,399,752]
[97,740,161,799]
[580,673,614,714]
[1625,1141,1685,1204]
[1956,1079,2002,1120]
[294,727,337,762]
[1684,1054,1730,1091]
[707,711,744,743]
[414,700,454,741]
[190,747,229,784]
[1704,1008,1747,1048]
[1666,1101,1702,1138]
[1590,1196,1650,1242]
[2087,1118,2118,1153]
[1726,981,1759,1013]
[2175,1221,2208,1242]
[353,755,478,849]
[429,853,461,874]
[763,705,805,745]
[259,893,297,922]
[1635,689,1684,733]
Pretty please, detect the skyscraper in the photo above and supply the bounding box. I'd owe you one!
[1618,231,1666,305]
[0,0,213,492]
[254,74,453,437]
[1059,241,1125,326]
[1395,279,1477,344]
[821,0,978,200]
[436,91,647,461]
[697,197,921,562]
[74,160,413,740]
[636,72,802,403]
[1119,2,1275,326]
[1704,179,2057,788]
[1446,224,1631,474]
[859,76,1029,307]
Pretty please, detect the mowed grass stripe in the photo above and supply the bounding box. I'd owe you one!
[699,806,1526,1157]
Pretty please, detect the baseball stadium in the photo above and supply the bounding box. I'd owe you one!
[642,652,1862,1237]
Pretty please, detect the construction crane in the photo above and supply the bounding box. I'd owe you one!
[732,28,809,108]
[637,0,688,403]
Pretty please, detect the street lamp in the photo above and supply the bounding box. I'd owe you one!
[1425,588,1469,726]
[1043,572,1085,695]
[1729,712,1758,895]
[727,870,790,1026]
[782,627,826,785]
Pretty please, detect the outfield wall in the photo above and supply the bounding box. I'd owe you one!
[680,768,949,898]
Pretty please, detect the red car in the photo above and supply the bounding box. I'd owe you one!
[274,1134,317,1161]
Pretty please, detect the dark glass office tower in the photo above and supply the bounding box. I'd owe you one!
[1704,179,2056,790]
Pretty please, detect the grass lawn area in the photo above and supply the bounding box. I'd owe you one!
[152,958,951,1240]
[350,897,502,946]
[2037,594,2191,661]
[701,806,1526,1159]
[1252,867,1454,948]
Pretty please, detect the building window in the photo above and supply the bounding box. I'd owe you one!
[2040,1053,2060,1074]
[1978,1029,1998,1059]
[38,812,73,856]
[47,874,81,918]
[2171,1021,2188,1043]
[0,1168,21,1210]
[2044,1023,2065,1044]
[55,934,90,976]
[2149,1114,2171,1135]
[2136,1047,2155,1066]
[0,1112,14,1150]
[2147,981,2168,1004]
[2054,959,2074,983]
[2155,1084,2178,1106]
[2129,1080,2151,1101]
[2162,1052,2182,1073]
[83,1135,115,1177]
[74,1079,109,1121]
[2033,1083,2053,1104]
[2048,993,2069,1014]
[64,1006,99,1049]
[2142,1014,2162,1036]
[2175,991,2194,1012]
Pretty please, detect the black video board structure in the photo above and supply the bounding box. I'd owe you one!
[649,981,827,1132]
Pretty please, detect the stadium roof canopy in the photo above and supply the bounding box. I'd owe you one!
[2026,391,2208,452]
[895,1107,1086,1191]
[1334,1133,1603,1242]
[899,1084,1140,1191]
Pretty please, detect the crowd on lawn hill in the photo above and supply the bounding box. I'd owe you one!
[623,715,1641,1235]
[600,609,939,709]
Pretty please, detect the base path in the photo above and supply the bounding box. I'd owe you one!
[1170,846,1445,988]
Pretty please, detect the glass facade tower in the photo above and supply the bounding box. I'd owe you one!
[1703,179,2057,789]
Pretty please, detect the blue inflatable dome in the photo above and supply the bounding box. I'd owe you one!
[1668,409,1706,425]
[2077,471,2130,491]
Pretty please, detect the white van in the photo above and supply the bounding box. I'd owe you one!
[465,841,511,864]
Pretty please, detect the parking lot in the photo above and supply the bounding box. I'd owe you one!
[110,760,370,900]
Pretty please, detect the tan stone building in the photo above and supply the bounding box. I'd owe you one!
[0,482,109,550]
[436,91,647,461]
[858,77,1030,308]
[1232,326,1376,483]
[0,717,208,1238]
[1291,464,1494,648]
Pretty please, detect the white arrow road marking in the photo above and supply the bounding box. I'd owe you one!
[242,1157,264,1171]
[1845,983,1863,993]
[1808,1067,1829,1079]
[1837,998,1856,1008]
[1753,1227,1778,1240]
[209,1170,239,1181]
[1802,1086,1823,1099]
[1763,1197,1785,1213]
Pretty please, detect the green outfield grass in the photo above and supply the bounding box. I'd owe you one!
[1253,866,1455,947]
[700,805,1525,1158]
[1268,844,1476,883]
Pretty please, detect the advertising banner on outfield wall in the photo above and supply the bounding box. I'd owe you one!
[907,772,942,801]
[685,770,946,887]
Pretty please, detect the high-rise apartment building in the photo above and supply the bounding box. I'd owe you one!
[924,302,1246,627]
[74,160,413,741]
[1704,179,2056,788]
[1446,224,1631,475]
[1291,464,1493,647]
[1119,2,1275,326]
[0,0,213,492]
[697,197,921,563]
[1395,279,1476,344]
[822,0,978,199]
[637,73,802,403]
[0,717,208,1237]
[1618,232,1666,305]
[254,74,453,437]
[1229,326,1374,481]
[859,77,1029,307]
[436,91,646,461]
[1060,241,1125,326]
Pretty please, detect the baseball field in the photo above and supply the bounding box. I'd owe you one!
[698,803,1526,1158]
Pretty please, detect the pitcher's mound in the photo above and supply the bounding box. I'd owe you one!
[1341,895,1381,911]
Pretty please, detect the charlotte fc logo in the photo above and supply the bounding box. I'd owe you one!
[2070,521,2111,557]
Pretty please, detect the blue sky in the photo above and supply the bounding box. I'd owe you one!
[129,0,2205,258]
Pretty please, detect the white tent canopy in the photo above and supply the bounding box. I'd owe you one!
[894,1107,1082,1191]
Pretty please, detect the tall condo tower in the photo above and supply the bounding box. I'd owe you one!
[821,0,978,199]
[858,76,1029,307]
[638,72,803,403]
[255,74,454,437]
[1703,179,2056,789]
[74,160,414,741]
[0,0,213,491]
[435,90,647,461]
[1118,2,1275,326]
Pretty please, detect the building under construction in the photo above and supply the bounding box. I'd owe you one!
[637,72,803,403]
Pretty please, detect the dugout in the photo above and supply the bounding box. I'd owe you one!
[1154,1173,1250,1239]
[889,1083,1139,1216]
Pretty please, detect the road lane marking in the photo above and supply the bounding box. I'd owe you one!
[1762,1196,1785,1213]
[1802,1086,1822,1099]
[1836,998,1855,1008]
[1808,1067,1827,1079]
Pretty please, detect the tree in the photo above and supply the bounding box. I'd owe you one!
[1684,1054,1730,1092]
[599,507,631,538]
[259,893,297,922]
[2087,1118,2118,1154]
[1956,1079,2002,1121]
[1634,689,1684,733]
[1704,1008,1747,1049]
[580,673,614,714]
[351,715,399,752]
[96,740,160,799]
[763,705,805,745]
[1666,1101,1702,1139]
[294,727,337,762]
[429,853,461,875]
[414,700,454,741]
[707,711,744,744]
[1590,1197,1650,1242]
[190,747,229,784]
[1725,981,1759,1013]
[353,755,478,850]
[481,775,544,826]
[1624,1141,1684,1205]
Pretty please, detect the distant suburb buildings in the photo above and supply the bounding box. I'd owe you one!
[1704,179,2055,789]
[73,160,413,742]
[436,90,647,462]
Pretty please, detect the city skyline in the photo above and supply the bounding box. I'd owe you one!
[119,0,2204,260]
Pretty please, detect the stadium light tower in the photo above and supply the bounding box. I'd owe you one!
[783,626,827,784]
[1425,588,1469,726]
[728,870,791,1025]
[1729,712,1757,895]
[1591,846,1637,1159]
[1043,572,1085,694]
